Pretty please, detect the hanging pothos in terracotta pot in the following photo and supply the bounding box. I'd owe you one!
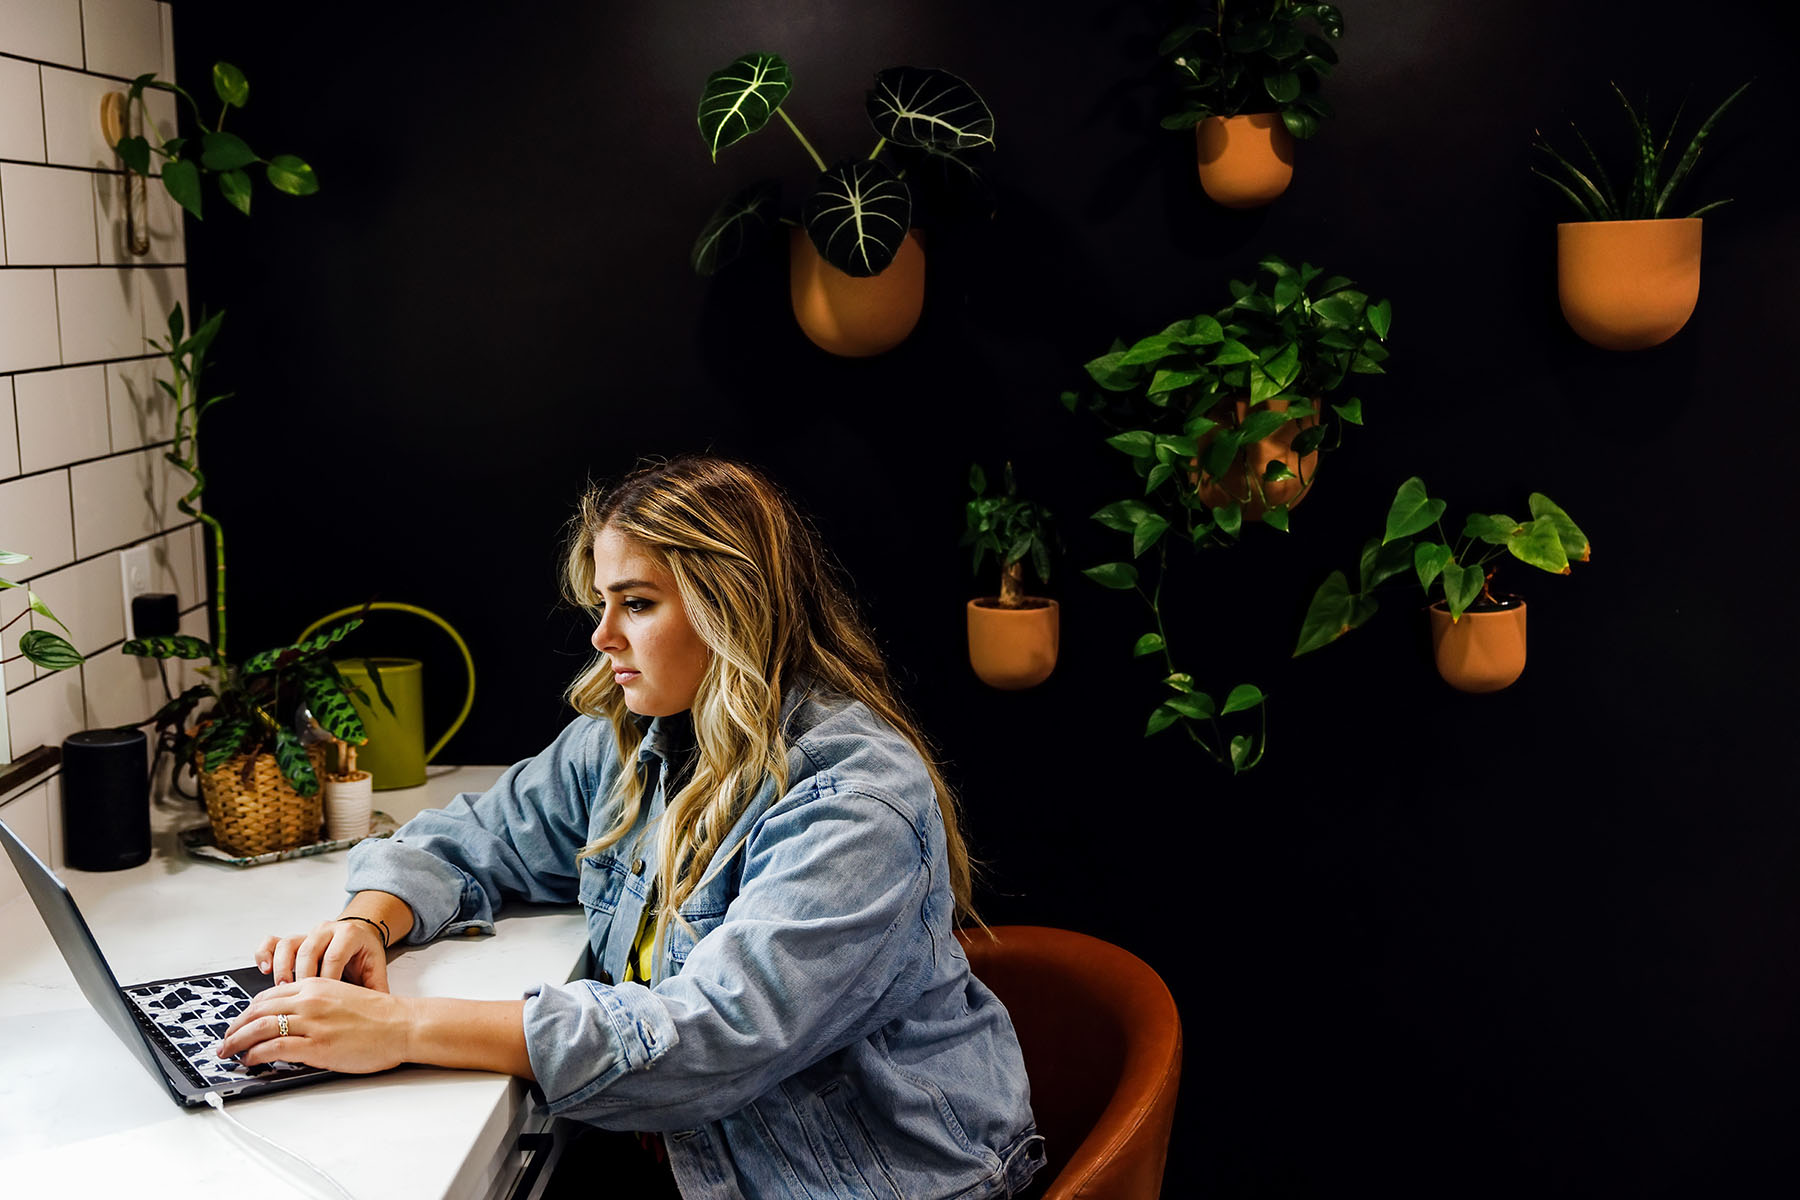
[1160,1,1344,208]
[691,52,995,357]
[1532,79,1749,351]
[960,463,1059,690]
[1293,477,1591,693]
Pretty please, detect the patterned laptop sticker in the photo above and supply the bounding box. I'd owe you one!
[125,975,312,1086]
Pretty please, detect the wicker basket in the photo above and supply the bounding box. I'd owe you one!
[196,748,327,856]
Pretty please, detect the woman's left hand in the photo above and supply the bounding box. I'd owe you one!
[217,977,414,1074]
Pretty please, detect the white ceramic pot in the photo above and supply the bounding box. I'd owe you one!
[323,771,374,842]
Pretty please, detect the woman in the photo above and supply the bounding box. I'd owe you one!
[218,456,1045,1198]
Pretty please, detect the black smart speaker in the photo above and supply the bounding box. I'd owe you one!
[60,729,151,871]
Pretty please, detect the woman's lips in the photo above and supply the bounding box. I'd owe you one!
[613,668,640,683]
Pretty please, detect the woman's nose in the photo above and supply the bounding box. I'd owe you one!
[591,612,621,653]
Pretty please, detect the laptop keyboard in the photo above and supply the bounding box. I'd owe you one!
[124,974,312,1088]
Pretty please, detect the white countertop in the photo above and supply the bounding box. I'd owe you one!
[0,765,590,1199]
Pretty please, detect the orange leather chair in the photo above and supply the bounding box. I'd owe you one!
[958,925,1183,1199]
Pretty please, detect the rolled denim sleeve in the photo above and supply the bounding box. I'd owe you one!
[522,774,940,1131]
[345,714,614,943]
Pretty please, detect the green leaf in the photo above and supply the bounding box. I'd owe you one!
[1464,513,1520,545]
[1331,397,1363,425]
[1238,407,1294,444]
[18,630,83,670]
[1120,334,1178,365]
[200,130,256,171]
[1359,536,1415,592]
[1148,368,1205,396]
[698,53,792,159]
[802,159,911,277]
[123,633,215,660]
[1263,70,1301,103]
[115,134,151,175]
[162,158,202,219]
[865,66,994,151]
[1263,504,1290,532]
[241,618,363,675]
[1229,734,1254,771]
[218,168,252,216]
[1367,299,1393,340]
[24,590,70,633]
[1212,502,1242,537]
[1167,693,1215,721]
[1164,672,1195,694]
[1091,499,1155,532]
[1291,425,1327,456]
[212,61,249,108]
[303,673,367,744]
[1146,462,1176,494]
[1104,431,1157,459]
[1383,477,1445,544]
[1132,515,1170,558]
[1442,561,1486,620]
[1133,633,1166,658]
[1083,562,1139,590]
[265,155,319,195]
[1145,704,1181,737]
[1413,542,1453,591]
[1528,493,1590,563]
[1221,684,1264,714]
[199,717,259,773]
[968,463,988,495]
[1507,515,1571,575]
[1261,461,1296,483]
[1294,570,1355,656]
[273,727,320,796]
[1210,339,1258,366]
[690,179,779,275]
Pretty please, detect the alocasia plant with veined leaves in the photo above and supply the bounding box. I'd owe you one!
[1293,477,1591,658]
[691,53,995,278]
[110,61,319,220]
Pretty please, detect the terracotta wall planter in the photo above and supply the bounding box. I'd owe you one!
[1193,397,1319,520]
[1428,600,1528,693]
[967,598,1059,690]
[1195,114,1294,209]
[789,227,925,357]
[1557,218,1702,350]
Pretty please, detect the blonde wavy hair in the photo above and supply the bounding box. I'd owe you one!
[562,456,980,963]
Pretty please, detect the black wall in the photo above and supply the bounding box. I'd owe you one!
[176,2,1799,1194]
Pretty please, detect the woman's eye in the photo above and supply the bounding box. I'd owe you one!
[624,598,652,613]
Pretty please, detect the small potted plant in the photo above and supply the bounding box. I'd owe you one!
[1071,254,1391,531]
[1159,1,1344,207]
[1532,80,1749,350]
[692,52,995,356]
[961,463,1059,690]
[1293,477,1591,692]
[119,305,374,856]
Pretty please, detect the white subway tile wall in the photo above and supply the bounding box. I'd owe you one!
[1,3,203,828]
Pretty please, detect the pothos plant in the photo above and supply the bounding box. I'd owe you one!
[1067,254,1391,536]
[961,463,1056,605]
[1531,80,1750,221]
[1160,1,1345,138]
[691,53,995,278]
[1293,477,1591,657]
[112,61,319,219]
[1,552,84,674]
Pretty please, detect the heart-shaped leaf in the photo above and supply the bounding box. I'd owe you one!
[1413,542,1453,591]
[1294,570,1354,656]
[1442,561,1486,619]
[1083,562,1139,590]
[162,158,202,218]
[691,179,779,276]
[218,168,252,216]
[212,61,249,108]
[115,134,151,175]
[1383,476,1444,544]
[1528,493,1590,563]
[698,53,792,161]
[1221,683,1265,714]
[265,155,318,196]
[200,130,256,171]
[802,160,912,277]
[866,66,994,152]
[1507,515,1571,575]
[1133,633,1166,658]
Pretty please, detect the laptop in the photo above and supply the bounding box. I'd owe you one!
[0,815,335,1106]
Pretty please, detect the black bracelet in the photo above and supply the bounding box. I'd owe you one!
[337,914,391,948]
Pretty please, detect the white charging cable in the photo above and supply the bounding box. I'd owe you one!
[202,1091,361,1200]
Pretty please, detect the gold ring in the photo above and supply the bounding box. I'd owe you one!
[277,1013,291,1038]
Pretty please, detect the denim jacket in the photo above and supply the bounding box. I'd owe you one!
[345,686,1045,1199]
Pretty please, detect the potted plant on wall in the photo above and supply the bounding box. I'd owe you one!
[1293,477,1590,693]
[1160,1,1344,208]
[691,52,996,357]
[961,463,1059,690]
[1532,80,1749,350]
[1070,254,1391,531]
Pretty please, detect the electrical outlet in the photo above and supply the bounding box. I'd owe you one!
[119,545,152,640]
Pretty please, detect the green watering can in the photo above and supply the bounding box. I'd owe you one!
[298,603,476,791]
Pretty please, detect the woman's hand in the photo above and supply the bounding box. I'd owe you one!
[256,918,390,992]
[217,977,413,1074]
